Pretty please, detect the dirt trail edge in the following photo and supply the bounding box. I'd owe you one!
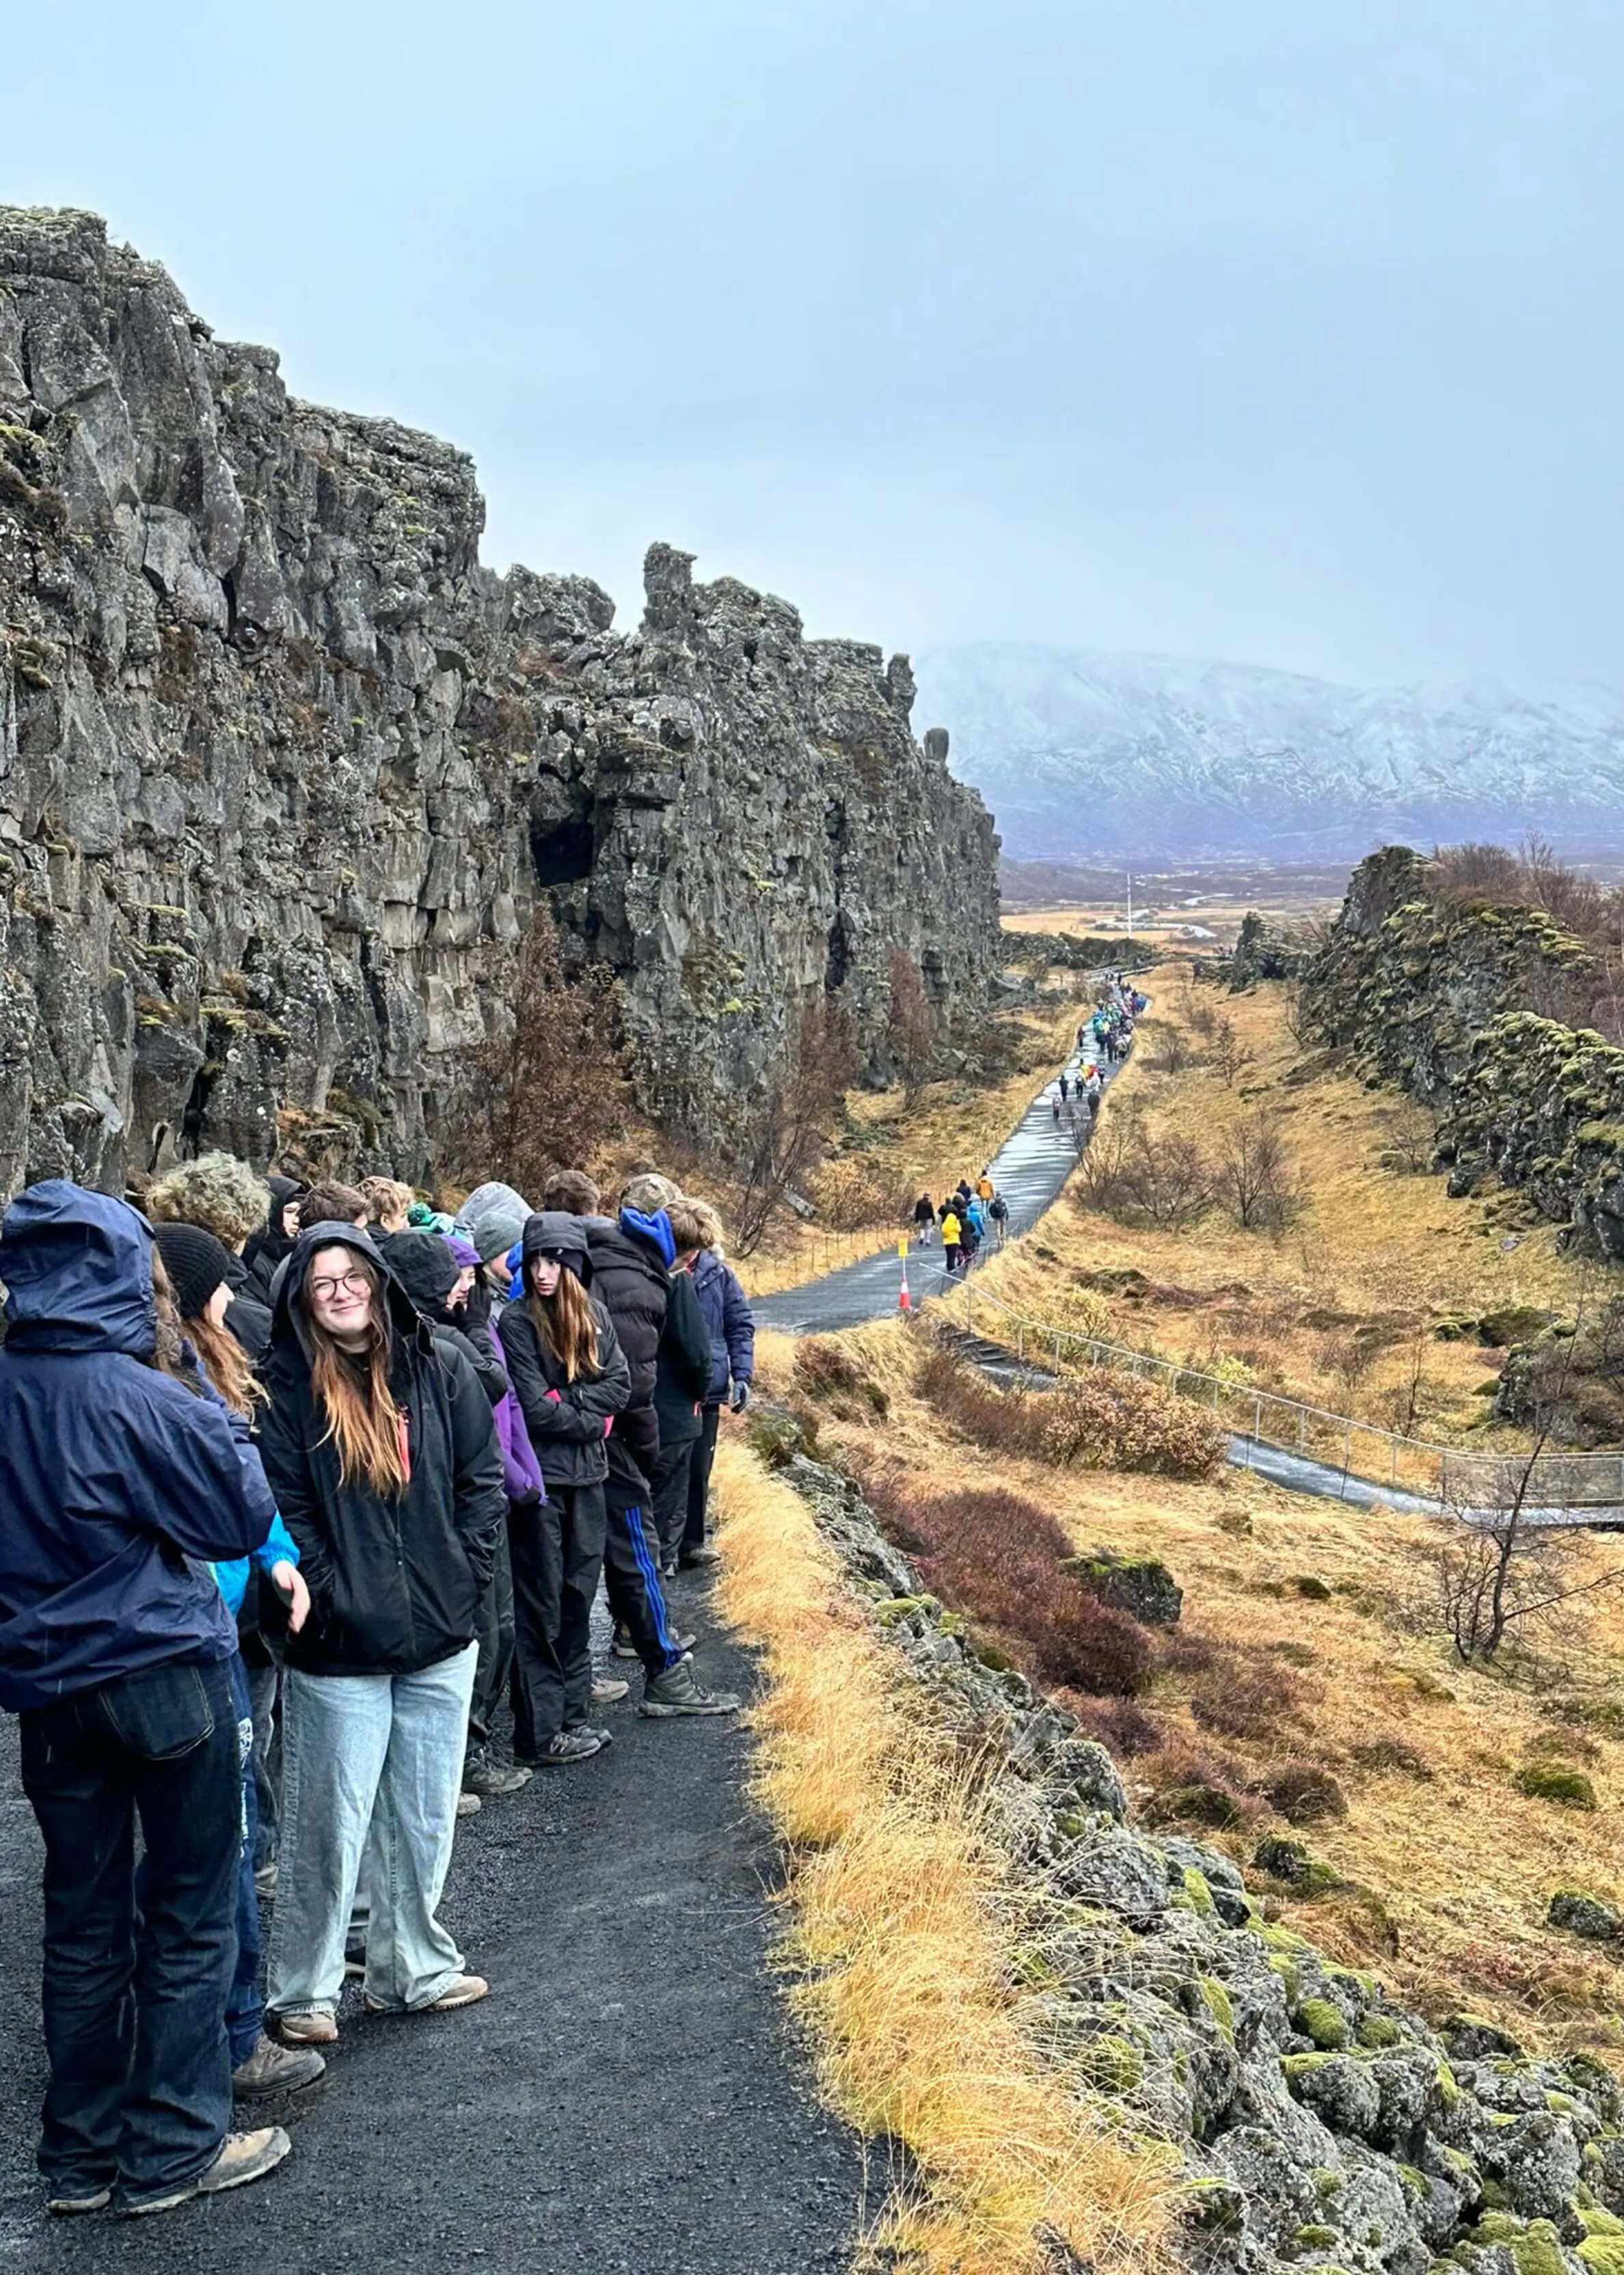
[0,1583,863,2274]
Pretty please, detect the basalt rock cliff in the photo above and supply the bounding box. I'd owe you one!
[0,207,999,1197]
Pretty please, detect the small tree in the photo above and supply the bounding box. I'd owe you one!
[1215,1110,1302,1231]
[436,910,628,1194]
[731,997,858,1256]
[1212,1016,1255,1088]
[884,948,938,1105]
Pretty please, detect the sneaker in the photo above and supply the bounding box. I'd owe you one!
[463,1758,532,1797]
[273,2007,338,2047]
[122,2127,290,2216]
[661,1559,679,1580]
[678,1544,722,1570]
[427,1974,488,2011]
[641,1662,742,1717]
[612,1627,640,1660]
[254,1861,278,1901]
[232,2034,326,2098]
[535,1727,606,1764]
[343,1937,366,1978]
[46,2185,111,2216]
[591,1675,630,1706]
[455,1790,482,1817]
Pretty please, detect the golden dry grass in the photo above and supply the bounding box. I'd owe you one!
[711,1433,1179,2274]
[762,1318,1624,2067]
[964,964,1598,1447]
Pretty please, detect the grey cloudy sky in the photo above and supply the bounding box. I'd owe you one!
[8,0,1623,688]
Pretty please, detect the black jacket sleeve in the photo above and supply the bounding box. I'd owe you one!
[431,1321,507,1410]
[439,1341,506,1593]
[664,1271,712,1401]
[256,1382,338,1611]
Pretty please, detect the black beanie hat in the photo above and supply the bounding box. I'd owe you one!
[153,1222,234,1323]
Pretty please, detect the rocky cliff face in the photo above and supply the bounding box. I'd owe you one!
[0,207,999,1198]
[1303,849,1624,1257]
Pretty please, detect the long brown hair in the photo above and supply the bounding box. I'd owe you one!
[526,1264,601,1384]
[303,1250,409,1496]
[187,1306,265,1418]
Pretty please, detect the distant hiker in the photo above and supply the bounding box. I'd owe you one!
[912,1193,935,1244]
[975,1171,994,1202]
[1059,1071,1070,1104]
[1051,1094,1062,1125]
[989,1192,1010,1246]
[940,1208,963,1274]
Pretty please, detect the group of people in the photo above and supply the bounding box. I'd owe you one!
[0,1150,756,2220]
[910,1173,1007,1276]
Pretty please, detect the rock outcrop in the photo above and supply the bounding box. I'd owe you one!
[1302,848,1624,1258]
[0,207,999,1196]
[784,1447,1624,2275]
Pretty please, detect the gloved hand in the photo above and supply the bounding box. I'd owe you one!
[729,1381,750,1413]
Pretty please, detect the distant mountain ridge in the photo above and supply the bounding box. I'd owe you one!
[915,643,1624,862]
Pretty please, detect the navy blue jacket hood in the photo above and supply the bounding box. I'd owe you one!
[0,1180,156,1358]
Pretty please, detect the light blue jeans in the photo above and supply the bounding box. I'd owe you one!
[266,1643,478,2019]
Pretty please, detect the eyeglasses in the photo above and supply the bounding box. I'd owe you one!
[310,1271,370,1302]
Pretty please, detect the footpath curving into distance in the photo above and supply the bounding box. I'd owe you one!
[755,1046,1122,1335]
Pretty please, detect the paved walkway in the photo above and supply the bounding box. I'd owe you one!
[755,1038,1129,1334]
[0,1577,861,2271]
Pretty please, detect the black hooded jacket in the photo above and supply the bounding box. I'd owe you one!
[257,1222,505,1678]
[241,1175,306,1306]
[496,1214,631,1490]
[384,1231,509,1411]
[580,1215,670,1470]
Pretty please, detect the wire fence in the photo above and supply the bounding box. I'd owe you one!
[945,1279,1624,1513]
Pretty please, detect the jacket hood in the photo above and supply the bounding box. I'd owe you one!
[460,1181,532,1267]
[619,1207,676,1269]
[269,1221,425,1362]
[0,1181,157,1358]
[520,1211,593,1283]
[386,1230,463,1318]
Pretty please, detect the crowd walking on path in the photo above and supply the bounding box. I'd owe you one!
[0,1146,755,2220]
[914,973,1141,1288]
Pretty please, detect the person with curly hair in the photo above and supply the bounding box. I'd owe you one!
[146,1153,275,1360]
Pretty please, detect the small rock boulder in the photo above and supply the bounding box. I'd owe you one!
[1547,1889,1622,1943]
[1062,1550,1182,1628]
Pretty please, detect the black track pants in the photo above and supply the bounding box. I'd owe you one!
[509,1483,606,1753]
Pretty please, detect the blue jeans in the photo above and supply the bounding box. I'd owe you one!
[266,1643,478,2019]
[18,1652,239,2207]
[226,1654,263,2066]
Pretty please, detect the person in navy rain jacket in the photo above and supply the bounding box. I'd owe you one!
[0,1182,291,2220]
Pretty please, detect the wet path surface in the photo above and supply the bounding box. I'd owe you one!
[755,1040,1124,1334]
[0,1576,862,2273]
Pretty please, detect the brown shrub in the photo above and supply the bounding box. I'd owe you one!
[1061,1694,1165,1758]
[793,1338,890,1421]
[916,1341,1225,1481]
[1348,1736,1434,1780]
[1254,1760,1348,1825]
[1163,1628,1310,1742]
[1139,1742,1260,1831]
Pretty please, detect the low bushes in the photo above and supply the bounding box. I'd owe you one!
[915,1341,1225,1481]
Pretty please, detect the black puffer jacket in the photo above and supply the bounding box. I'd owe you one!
[258,1223,505,1678]
[580,1213,669,1472]
[497,1215,631,1489]
[653,1267,712,1449]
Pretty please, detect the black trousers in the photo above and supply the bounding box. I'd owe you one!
[19,1654,240,2206]
[464,1523,516,1771]
[683,1404,722,1555]
[651,1440,696,1565]
[602,1476,685,1678]
[509,1482,606,1753]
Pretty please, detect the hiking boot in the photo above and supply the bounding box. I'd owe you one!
[641,1662,742,1717]
[344,1936,366,1978]
[611,1626,640,1660]
[678,1544,722,1570]
[455,1790,482,1817]
[591,1675,630,1706]
[534,1727,606,1764]
[232,2034,326,2098]
[274,2006,338,2047]
[661,1559,679,1580]
[463,1758,532,1797]
[122,2127,290,2216]
[46,2185,111,2216]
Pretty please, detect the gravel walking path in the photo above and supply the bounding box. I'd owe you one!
[0,1575,862,2272]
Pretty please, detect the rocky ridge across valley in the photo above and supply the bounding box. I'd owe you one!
[779,1449,1624,2275]
[0,206,998,1194]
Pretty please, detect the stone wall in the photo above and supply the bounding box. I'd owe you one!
[0,208,999,1197]
[1301,849,1624,1257]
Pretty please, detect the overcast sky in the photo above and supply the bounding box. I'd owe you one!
[8,0,1623,689]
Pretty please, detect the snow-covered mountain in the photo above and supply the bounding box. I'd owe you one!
[914,645,1624,862]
